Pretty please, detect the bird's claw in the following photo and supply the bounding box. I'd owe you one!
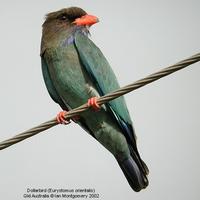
[56,111,71,125]
[87,97,100,111]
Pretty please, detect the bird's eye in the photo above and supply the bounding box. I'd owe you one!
[60,15,67,20]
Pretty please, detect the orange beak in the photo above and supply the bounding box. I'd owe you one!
[73,14,99,26]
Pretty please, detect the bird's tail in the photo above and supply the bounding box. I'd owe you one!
[118,156,149,192]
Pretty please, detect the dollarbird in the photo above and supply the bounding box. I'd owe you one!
[41,7,149,192]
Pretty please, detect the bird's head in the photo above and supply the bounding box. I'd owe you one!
[42,7,99,32]
[41,7,98,54]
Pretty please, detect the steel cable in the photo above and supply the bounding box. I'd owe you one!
[0,53,199,150]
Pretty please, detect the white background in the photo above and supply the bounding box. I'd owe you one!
[0,0,199,199]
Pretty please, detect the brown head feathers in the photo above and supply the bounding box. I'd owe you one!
[44,7,87,24]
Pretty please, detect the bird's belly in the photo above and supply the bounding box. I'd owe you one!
[46,46,94,108]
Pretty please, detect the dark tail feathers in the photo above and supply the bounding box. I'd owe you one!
[118,156,149,192]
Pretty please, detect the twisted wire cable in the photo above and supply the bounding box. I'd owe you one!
[0,53,199,151]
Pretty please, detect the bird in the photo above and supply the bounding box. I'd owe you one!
[40,6,149,192]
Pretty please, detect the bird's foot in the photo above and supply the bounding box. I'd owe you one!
[87,97,100,111]
[56,111,71,125]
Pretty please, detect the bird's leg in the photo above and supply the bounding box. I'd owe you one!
[87,97,101,111]
[56,110,81,124]
[86,84,102,111]
[56,111,71,125]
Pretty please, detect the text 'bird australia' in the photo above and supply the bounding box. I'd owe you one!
[41,7,149,192]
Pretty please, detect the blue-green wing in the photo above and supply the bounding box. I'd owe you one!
[74,32,135,143]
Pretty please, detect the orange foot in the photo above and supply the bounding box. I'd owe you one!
[56,111,71,125]
[87,97,100,111]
